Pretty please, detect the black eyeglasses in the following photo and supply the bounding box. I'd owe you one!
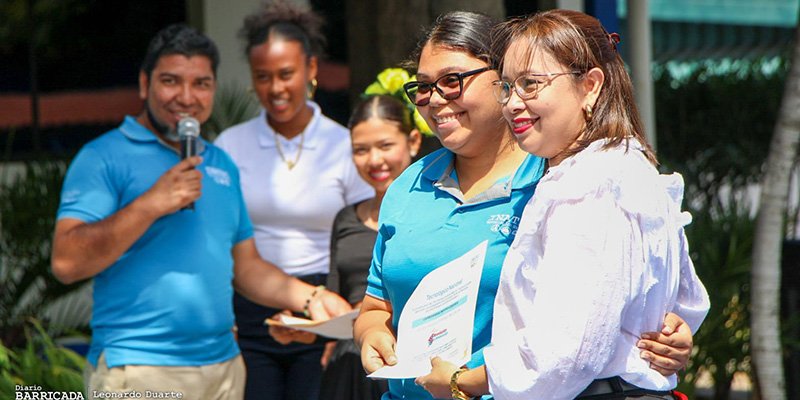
[492,71,582,104]
[403,67,490,106]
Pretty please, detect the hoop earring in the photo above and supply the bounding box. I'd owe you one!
[307,79,318,99]
[584,104,593,121]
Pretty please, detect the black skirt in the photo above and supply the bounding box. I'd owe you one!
[319,339,388,400]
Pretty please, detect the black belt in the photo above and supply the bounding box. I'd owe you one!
[575,377,674,399]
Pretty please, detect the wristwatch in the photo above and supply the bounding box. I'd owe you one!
[450,367,472,400]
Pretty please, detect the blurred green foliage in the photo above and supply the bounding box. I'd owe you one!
[0,0,89,55]
[655,57,790,398]
[0,159,87,348]
[202,83,260,141]
[0,319,85,397]
[676,196,754,399]
[655,57,787,202]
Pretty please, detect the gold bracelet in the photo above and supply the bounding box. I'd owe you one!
[450,367,471,400]
[302,285,326,318]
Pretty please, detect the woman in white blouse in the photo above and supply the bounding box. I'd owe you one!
[214,2,372,399]
[416,9,710,400]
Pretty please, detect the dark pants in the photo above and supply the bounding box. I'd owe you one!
[318,339,387,400]
[239,343,323,400]
[576,393,678,400]
[575,377,679,400]
[235,273,327,400]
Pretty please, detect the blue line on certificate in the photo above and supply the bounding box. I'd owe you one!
[412,296,467,328]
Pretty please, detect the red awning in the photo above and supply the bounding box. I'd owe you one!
[0,87,142,129]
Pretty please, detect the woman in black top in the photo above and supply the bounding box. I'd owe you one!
[321,95,422,399]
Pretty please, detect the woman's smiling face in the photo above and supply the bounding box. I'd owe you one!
[415,44,505,157]
[501,40,591,165]
[249,39,316,134]
[351,118,419,194]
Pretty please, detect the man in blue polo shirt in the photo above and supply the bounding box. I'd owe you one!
[50,24,348,399]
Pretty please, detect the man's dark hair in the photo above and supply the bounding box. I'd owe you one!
[140,24,220,78]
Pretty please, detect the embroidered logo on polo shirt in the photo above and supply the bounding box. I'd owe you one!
[487,214,520,237]
[204,166,231,186]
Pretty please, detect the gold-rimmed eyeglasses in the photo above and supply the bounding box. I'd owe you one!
[492,71,582,104]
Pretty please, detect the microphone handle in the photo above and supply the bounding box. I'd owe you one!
[181,135,198,159]
[181,136,197,211]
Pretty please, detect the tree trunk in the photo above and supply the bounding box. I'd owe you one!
[750,17,800,400]
[345,0,505,104]
[427,0,504,20]
[713,376,732,400]
[344,0,429,104]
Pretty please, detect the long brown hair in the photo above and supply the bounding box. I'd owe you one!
[492,9,657,165]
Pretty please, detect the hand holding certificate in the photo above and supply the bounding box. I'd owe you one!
[368,241,487,379]
[265,309,360,339]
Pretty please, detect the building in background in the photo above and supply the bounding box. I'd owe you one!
[1,0,797,159]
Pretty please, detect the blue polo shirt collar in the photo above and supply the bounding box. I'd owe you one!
[119,116,158,142]
[256,101,322,150]
[512,153,546,189]
[118,115,207,154]
[420,149,453,183]
[421,149,545,204]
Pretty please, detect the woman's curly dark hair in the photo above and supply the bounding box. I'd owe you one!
[239,0,326,59]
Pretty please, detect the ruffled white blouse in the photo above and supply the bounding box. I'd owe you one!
[484,139,710,400]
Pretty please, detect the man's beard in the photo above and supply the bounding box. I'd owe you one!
[146,104,180,142]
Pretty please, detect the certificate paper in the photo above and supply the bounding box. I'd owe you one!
[368,241,487,379]
[264,310,360,339]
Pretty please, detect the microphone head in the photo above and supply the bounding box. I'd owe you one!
[178,116,200,138]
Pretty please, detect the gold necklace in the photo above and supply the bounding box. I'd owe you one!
[274,131,305,170]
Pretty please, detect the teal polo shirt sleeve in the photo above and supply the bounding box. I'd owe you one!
[58,145,119,223]
[366,223,391,301]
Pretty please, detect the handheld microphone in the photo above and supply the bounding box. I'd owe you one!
[178,116,200,211]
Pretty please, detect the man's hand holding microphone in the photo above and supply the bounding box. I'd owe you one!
[178,116,201,211]
[138,115,203,217]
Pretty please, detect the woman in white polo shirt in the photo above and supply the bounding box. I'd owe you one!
[214,2,372,399]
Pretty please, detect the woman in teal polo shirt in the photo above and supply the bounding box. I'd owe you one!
[353,11,695,400]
